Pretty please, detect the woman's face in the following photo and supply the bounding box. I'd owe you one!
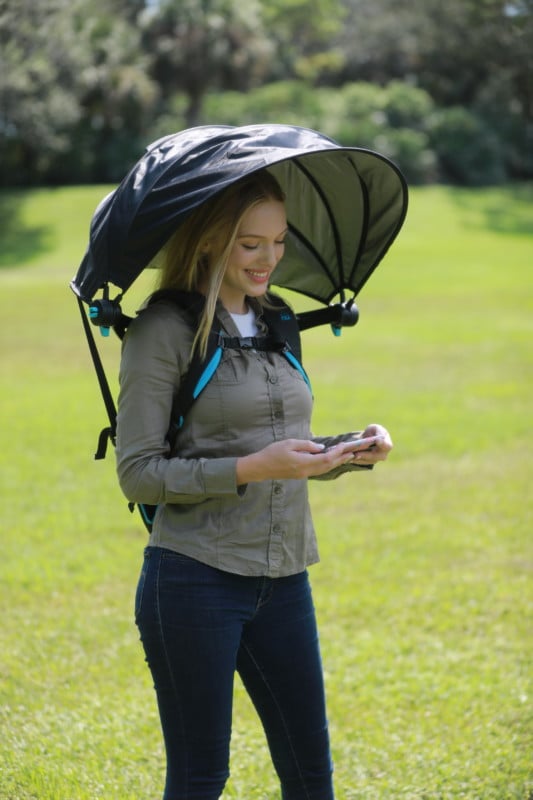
[218,199,287,314]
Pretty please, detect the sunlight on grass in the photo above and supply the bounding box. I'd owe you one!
[0,184,532,799]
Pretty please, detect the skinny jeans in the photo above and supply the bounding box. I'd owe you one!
[135,546,335,800]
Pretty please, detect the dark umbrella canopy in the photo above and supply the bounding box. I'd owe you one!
[71,124,408,306]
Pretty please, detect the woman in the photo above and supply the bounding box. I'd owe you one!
[116,169,392,799]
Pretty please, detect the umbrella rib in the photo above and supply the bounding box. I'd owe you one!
[346,156,409,296]
[286,222,341,295]
[292,158,344,295]
[347,164,370,293]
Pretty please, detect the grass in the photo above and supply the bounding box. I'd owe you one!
[0,183,532,799]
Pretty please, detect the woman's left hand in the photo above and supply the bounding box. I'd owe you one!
[344,423,393,466]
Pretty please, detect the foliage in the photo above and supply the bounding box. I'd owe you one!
[428,107,507,186]
[1,0,532,185]
[0,184,532,797]
[202,80,329,128]
[332,0,533,183]
[261,0,346,81]
[0,0,84,182]
[185,79,520,184]
[0,0,158,184]
[332,82,438,183]
[139,0,272,126]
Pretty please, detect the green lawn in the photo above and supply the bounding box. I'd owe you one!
[0,184,532,799]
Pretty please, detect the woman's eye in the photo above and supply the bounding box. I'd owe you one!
[241,240,285,251]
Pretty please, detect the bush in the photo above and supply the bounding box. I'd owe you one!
[204,80,440,183]
[373,128,438,184]
[474,75,533,180]
[382,80,435,130]
[331,82,387,148]
[152,80,515,186]
[332,82,437,183]
[203,80,326,129]
[428,106,506,185]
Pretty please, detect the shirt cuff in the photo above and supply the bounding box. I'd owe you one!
[202,456,245,496]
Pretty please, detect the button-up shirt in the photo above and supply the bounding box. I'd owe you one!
[116,295,366,577]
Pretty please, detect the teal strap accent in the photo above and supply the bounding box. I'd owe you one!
[138,503,157,526]
[282,350,312,391]
[193,347,223,398]
[331,325,342,337]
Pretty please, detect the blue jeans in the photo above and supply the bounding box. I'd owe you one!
[135,547,335,800]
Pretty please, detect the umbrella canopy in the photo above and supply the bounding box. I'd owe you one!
[71,124,408,306]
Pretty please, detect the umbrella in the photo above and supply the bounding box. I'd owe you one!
[70,124,408,310]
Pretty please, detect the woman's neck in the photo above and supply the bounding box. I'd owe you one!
[218,289,248,314]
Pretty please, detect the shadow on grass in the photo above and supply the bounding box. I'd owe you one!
[0,191,54,268]
[447,183,533,236]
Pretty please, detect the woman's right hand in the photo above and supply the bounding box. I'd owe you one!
[236,439,356,484]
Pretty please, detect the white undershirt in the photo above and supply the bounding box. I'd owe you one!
[230,307,259,338]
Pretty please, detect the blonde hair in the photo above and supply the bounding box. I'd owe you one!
[158,169,285,358]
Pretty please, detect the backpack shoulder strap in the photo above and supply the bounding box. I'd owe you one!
[146,290,222,448]
[261,295,311,390]
[151,291,310,446]
[261,295,302,363]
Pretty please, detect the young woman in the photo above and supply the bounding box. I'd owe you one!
[116,169,392,799]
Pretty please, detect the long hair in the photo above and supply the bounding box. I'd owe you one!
[158,169,285,359]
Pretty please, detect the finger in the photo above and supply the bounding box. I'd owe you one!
[293,440,327,454]
[320,444,356,466]
[354,447,387,464]
[374,435,393,452]
[347,436,383,452]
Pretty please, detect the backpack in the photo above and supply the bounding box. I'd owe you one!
[78,288,321,532]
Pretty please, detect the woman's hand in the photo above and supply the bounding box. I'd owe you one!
[236,439,359,484]
[346,423,393,466]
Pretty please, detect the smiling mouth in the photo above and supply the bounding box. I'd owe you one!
[246,270,270,282]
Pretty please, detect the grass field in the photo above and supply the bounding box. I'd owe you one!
[0,183,532,799]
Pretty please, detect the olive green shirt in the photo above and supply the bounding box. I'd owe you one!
[116,296,368,578]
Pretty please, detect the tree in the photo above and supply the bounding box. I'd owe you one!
[330,0,532,178]
[261,0,346,82]
[71,1,159,182]
[139,0,273,127]
[0,0,84,183]
[0,0,158,184]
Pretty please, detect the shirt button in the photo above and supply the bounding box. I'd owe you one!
[273,484,283,494]
[273,523,282,533]
[268,375,278,384]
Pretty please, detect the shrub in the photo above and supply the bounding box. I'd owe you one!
[333,82,437,182]
[428,106,506,185]
[382,80,435,130]
[203,80,325,128]
[160,80,514,186]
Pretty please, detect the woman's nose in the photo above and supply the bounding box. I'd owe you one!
[260,244,278,266]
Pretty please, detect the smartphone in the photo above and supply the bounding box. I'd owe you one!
[320,435,383,453]
[344,435,383,452]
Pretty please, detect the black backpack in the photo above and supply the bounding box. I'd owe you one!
[78,288,331,532]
